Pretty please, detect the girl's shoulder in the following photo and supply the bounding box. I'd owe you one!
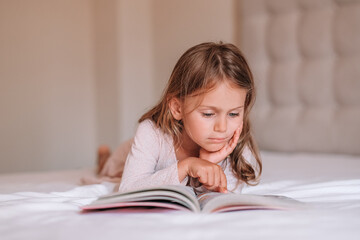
[135,119,174,156]
[136,119,172,144]
[138,118,156,130]
[136,119,160,139]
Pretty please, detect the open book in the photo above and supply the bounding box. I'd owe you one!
[81,185,304,213]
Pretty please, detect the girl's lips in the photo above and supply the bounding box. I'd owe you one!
[208,137,228,143]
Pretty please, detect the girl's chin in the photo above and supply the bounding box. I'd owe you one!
[201,143,226,152]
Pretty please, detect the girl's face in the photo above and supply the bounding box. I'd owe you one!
[181,80,247,153]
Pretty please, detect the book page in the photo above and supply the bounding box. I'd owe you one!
[83,185,201,212]
[197,192,223,210]
[198,192,305,213]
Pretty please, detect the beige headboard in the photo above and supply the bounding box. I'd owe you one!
[239,0,360,155]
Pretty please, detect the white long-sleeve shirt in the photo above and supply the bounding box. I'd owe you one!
[118,119,257,194]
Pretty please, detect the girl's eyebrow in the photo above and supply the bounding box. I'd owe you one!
[198,105,244,111]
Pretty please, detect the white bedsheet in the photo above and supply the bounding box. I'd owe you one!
[1,151,360,240]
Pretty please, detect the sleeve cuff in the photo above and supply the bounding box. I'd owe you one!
[173,161,188,186]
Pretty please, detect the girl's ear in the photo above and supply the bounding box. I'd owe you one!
[168,97,183,120]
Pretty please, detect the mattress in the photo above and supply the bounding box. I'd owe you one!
[1,151,359,240]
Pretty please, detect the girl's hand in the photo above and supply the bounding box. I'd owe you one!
[200,127,241,164]
[179,157,227,193]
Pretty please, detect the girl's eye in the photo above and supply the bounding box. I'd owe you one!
[202,112,215,117]
[229,112,240,117]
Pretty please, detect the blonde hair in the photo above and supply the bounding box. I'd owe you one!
[139,42,262,185]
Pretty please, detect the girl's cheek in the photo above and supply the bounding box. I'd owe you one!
[231,118,243,129]
[232,122,243,135]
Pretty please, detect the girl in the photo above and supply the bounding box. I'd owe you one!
[96,42,262,194]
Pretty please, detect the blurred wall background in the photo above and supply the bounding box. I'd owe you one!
[0,0,238,173]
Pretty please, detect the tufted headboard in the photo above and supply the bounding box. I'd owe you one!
[239,0,360,155]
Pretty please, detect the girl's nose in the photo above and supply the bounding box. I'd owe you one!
[214,116,227,133]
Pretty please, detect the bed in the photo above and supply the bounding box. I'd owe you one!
[1,152,360,239]
[1,0,360,239]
